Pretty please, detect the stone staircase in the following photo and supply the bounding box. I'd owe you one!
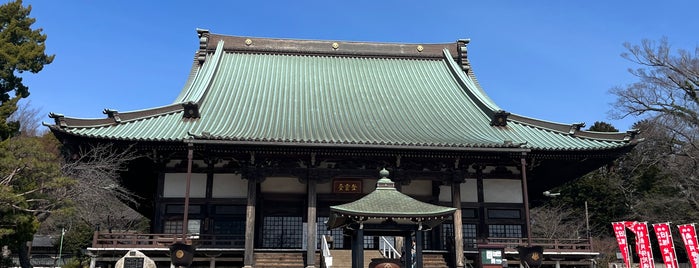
[327,249,383,268]
[253,250,448,268]
[325,249,448,268]
[422,253,449,268]
[254,252,306,268]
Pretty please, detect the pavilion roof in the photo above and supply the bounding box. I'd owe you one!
[327,169,456,230]
[46,30,639,153]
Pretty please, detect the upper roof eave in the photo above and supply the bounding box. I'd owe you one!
[45,103,184,128]
[45,30,640,154]
[508,113,640,142]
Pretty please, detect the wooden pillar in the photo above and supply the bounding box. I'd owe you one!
[243,177,257,268]
[452,181,464,268]
[352,229,364,268]
[404,235,412,267]
[415,231,424,268]
[351,231,358,268]
[306,179,317,268]
[520,155,532,246]
[182,144,194,239]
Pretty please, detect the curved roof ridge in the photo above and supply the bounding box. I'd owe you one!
[175,40,226,103]
[45,103,183,128]
[205,32,460,60]
[172,53,201,103]
[441,49,501,116]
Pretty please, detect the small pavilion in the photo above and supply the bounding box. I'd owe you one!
[328,169,456,268]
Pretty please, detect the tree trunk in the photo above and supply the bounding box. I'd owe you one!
[17,243,31,268]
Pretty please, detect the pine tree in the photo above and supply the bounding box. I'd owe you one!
[0,0,54,140]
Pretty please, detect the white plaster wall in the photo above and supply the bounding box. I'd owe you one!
[260,177,306,193]
[163,173,207,198]
[212,174,247,198]
[461,179,478,202]
[438,185,451,202]
[401,180,431,196]
[483,179,522,203]
[317,181,332,194]
[438,179,478,202]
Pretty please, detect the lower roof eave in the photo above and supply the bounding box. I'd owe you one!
[186,138,531,153]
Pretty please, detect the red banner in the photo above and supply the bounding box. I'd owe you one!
[612,222,631,268]
[652,222,678,268]
[678,224,699,267]
[627,221,655,268]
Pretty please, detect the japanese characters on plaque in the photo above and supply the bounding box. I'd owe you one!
[333,179,362,194]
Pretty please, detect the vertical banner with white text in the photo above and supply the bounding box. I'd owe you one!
[652,222,678,268]
[612,222,631,268]
[678,224,699,267]
[627,221,655,268]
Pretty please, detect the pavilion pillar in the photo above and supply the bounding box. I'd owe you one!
[415,231,424,268]
[243,177,257,268]
[352,229,364,268]
[452,181,465,268]
[403,235,412,267]
[306,179,317,268]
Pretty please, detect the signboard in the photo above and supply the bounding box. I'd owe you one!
[124,258,144,268]
[332,179,362,194]
[478,244,505,268]
[115,250,155,268]
[480,249,503,265]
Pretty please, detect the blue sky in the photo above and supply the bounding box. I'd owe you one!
[19,0,699,131]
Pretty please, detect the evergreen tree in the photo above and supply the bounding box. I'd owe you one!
[588,121,619,132]
[0,0,54,140]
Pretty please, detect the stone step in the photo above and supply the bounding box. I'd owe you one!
[326,250,449,268]
[254,252,304,268]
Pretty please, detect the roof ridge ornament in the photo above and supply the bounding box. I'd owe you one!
[457,39,471,73]
[490,110,510,127]
[48,113,67,128]
[182,101,201,119]
[197,28,210,64]
[103,109,121,123]
[569,123,585,135]
[376,168,395,189]
[625,129,640,141]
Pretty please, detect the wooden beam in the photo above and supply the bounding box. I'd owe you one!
[306,179,317,268]
[243,177,257,268]
[452,180,464,268]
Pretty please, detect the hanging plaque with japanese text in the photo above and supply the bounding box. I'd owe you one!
[332,179,362,193]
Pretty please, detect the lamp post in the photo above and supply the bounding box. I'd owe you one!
[56,228,65,267]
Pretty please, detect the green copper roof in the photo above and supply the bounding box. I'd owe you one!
[331,169,455,218]
[46,32,639,152]
[327,169,455,229]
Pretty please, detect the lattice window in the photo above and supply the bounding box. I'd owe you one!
[261,216,303,248]
[213,218,245,235]
[163,220,182,234]
[488,224,522,238]
[442,223,477,249]
[163,220,200,235]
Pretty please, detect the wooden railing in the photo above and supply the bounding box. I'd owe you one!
[91,232,591,253]
[91,232,245,249]
[482,237,592,252]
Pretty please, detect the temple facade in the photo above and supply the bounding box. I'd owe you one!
[47,29,638,268]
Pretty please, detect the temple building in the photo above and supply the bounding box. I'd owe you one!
[47,29,639,268]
